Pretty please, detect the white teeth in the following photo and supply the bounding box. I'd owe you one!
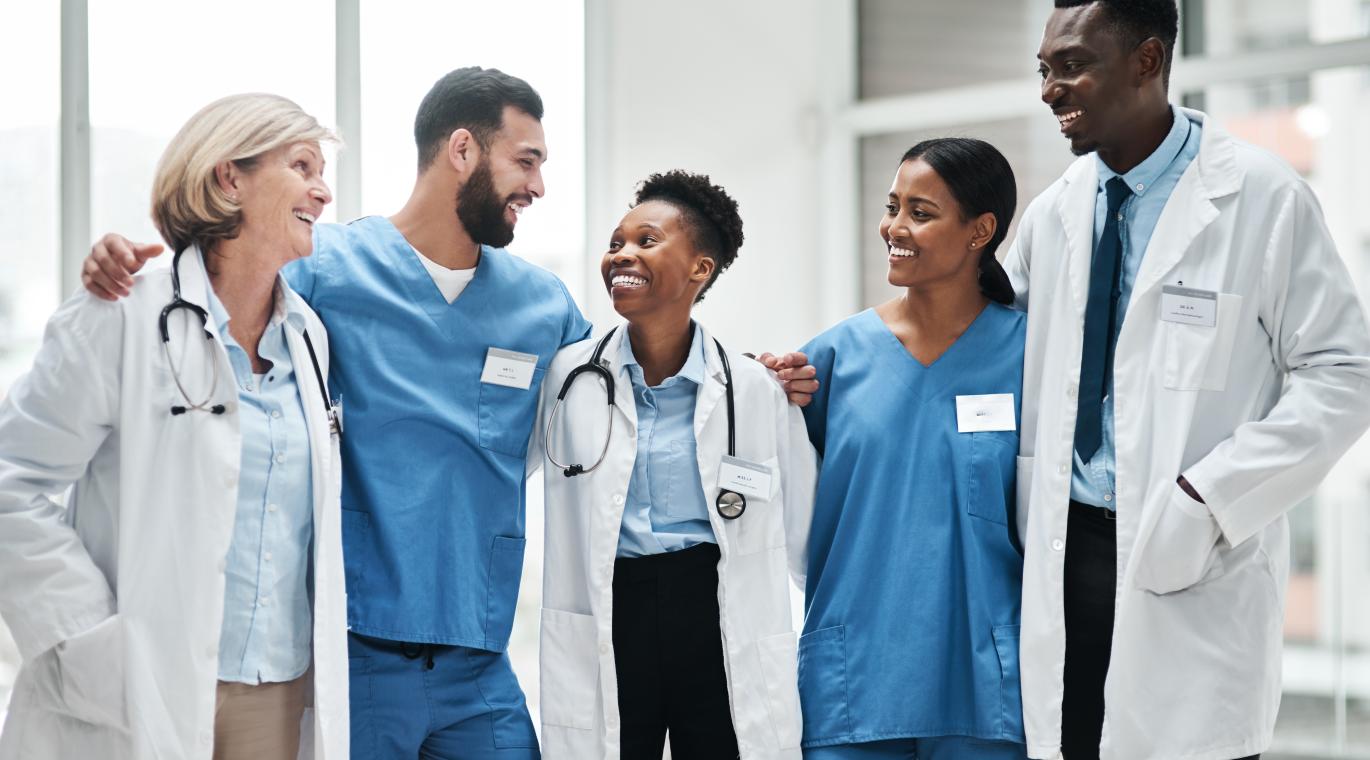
[612,274,647,287]
[293,210,316,224]
[508,203,526,215]
[1056,110,1083,125]
[890,246,919,258]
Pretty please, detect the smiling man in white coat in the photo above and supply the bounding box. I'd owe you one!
[1006,1,1370,759]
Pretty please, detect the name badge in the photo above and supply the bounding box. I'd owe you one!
[717,455,773,500]
[480,348,538,390]
[1160,285,1218,328]
[955,393,1016,433]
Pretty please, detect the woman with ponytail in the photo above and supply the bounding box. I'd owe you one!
[793,138,1028,759]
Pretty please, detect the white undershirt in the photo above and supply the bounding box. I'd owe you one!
[413,247,477,303]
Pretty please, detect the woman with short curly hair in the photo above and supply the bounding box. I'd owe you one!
[533,171,817,759]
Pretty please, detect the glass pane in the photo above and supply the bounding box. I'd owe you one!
[0,0,59,726]
[1194,65,1370,758]
[858,116,1074,307]
[89,0,338,255]
[0,2,60,396]
[359,0,585,288]
[359,0,585,722]
[859,0,1049,99]
[1190,0,1370,56]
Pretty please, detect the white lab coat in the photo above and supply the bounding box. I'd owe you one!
[531,324,816,760]
[0,249,349,760]
[1004,108,1370,760]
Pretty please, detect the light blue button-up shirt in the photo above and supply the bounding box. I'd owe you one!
[207,283,315,684]
[616,324,716,558]
[1071,106,1201,509]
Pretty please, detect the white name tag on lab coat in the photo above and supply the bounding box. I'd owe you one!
[480,348,538,390]
[955,393,1016,433]
[717,455,773,499]
[1159,285,1218,328]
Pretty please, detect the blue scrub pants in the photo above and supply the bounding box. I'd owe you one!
[347,633,539,759]
[804,737,1027,759]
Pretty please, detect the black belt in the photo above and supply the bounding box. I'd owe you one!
[1070,499,1117,522]
[613,541,721,582]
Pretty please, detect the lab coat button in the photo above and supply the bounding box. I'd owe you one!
[271,410,282,419]
[268,504,279,513]
[1058,464,1069,475]
[607,717,618,729]
[275,453,285,464]
[1051,538,1065,551]
[1067,384,1078,399]
[599,642,610,655]
[1103,493,1113,503]
[612,494,624,505]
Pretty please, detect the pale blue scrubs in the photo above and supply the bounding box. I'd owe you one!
[284,215,591,754]
[798,304,1026,755]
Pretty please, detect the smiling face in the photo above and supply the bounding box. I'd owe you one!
[456,106,547,248]
[600,200,714,324]
[1037,3,1146,157]
[232,141,331,261]
[880,158,989,292]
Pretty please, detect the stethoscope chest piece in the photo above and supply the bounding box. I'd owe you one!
[716,489,746,520]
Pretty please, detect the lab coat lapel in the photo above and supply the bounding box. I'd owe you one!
[1056,158,1101,322]
[604,327,639,431]
[693,327,726,448]
[1132,110,1242,298]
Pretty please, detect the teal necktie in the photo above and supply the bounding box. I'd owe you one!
[1075,176,1132,463]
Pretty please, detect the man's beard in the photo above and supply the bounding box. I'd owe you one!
[456,158,517,248]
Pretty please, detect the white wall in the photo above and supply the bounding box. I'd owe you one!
[583,0,838,354]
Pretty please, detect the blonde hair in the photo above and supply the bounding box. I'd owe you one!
[151,93,338,254]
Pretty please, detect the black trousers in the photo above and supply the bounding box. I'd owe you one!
[612,542,739,760]
[1061,501,1258,760]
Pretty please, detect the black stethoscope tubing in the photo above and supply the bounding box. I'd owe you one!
[161,248,339,438]
[545,325,746,520]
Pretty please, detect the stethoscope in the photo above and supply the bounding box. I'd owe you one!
[544,326,747,520]
[161,249,343,438]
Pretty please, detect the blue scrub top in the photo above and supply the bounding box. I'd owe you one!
[798,304,1026,747]
[285,216,591,650]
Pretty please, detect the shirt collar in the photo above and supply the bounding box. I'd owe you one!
[204,276,306,346]
[618,322,707,387]
[1096,104,1192,198]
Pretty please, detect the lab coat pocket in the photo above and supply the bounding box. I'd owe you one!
[478,367,546,458]
[967,432,1016,525]
[539,609,600,731]
[1135,484,1222,594]
[797,625,853,744]
[484,536,527,649]
[1162,293,1243,391]
[992,624,1025,741]
[56,613,128,729]
[757,631,803,749]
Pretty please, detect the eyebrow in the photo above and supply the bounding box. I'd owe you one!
[516,145,547,162]
[890,192,941,209]
[1038,43,1091,61]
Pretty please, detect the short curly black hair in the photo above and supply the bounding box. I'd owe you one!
[1055,0,1179,87]
[633,170,744,303]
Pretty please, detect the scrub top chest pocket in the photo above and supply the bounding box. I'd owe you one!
[957,393,1018,526]
[479,347,545,457]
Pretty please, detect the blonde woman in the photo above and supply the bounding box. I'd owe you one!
[0,94,347,760]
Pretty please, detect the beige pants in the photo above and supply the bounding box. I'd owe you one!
[213,674,309,760]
